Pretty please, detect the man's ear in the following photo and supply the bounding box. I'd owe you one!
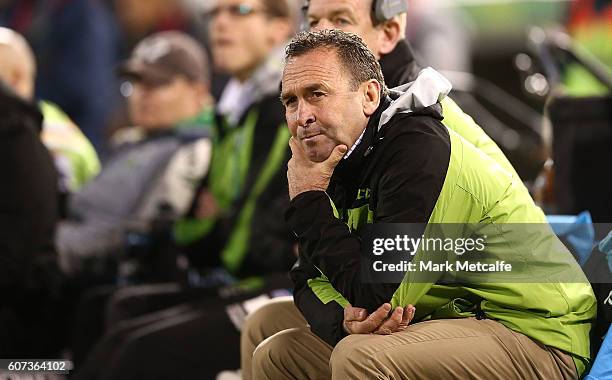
[362,79,381,116]
[377,17,403,56]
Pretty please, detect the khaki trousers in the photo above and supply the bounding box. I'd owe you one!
[245,299,578,380]
[241,297,308,380]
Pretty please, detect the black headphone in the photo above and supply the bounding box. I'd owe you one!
[373,0,409,23]
[301,0,408,30]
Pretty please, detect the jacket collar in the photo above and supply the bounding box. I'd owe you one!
[334,95,392,181]
[333,66,452,182]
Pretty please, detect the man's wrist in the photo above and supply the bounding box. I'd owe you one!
[285,190,332,238]
[290,189,327,204]
[290,186,327,201]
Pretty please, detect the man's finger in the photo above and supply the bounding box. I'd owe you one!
[400,304,415,327]
[363,303,392,329]
[346,303,391,334]
[289,136,304,157]
[324,144,347,169]
[374,306,403,335]
[344,306,368,322]
[345,304,388,334]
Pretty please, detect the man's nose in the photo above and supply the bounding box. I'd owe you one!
[312,19,334,31]
[210,10,231,30]
[296,101,315,127]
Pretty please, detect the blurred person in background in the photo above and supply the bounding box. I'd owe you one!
[175,0,300,274]
[0,27,100,216]
[57,31,214,274]
[0,0,121,155]
[0,78,61,357]
[107,0,233,134]
[72,1,300,378]
[302,0,517,177]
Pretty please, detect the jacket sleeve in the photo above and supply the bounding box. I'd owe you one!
[290,257,348,346]
[287,119,450,345]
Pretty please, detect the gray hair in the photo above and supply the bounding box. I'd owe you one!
[285,29,388,97]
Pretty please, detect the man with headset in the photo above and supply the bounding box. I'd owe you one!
[304,0,519,176]
[240,0,531,377]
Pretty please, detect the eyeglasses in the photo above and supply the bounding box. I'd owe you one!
[203,4,265,19]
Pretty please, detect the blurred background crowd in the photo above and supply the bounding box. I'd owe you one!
[0,0,610,378]
[1,0,610,207]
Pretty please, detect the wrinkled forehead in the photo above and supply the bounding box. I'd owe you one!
[215,0,262,6]
[282,48,346,89]
[307,0,372,17]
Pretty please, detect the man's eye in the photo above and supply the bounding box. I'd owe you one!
[335,18,351,26]
[308,19,318,28]
[312,92,325,98]
[284,97,297,107]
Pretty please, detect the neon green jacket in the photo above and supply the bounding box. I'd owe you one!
[288,69,596,376]
[39,101,100,191]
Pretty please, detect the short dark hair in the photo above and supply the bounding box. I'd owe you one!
[285,29,388,96]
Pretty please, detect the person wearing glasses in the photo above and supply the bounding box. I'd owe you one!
[174,0,300,279]
[73,2,300,379]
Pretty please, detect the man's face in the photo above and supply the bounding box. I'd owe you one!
[209,0,279,80]
[281,48,371,163]
[127,76,205,130]
[307,0,382,58]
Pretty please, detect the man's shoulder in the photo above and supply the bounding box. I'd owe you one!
[255,93,286,122]
[367,110,451,187]
[381,109,450,149]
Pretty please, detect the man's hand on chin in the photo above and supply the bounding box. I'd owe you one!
[343,303,416,335]
[287,136,347,200]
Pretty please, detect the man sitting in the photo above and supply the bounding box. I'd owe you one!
[57,31,214,273]
[252,30,596,380]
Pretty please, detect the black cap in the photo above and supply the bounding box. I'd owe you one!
[119,31,209,86]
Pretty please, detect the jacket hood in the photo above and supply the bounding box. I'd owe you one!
[378,67,452,131]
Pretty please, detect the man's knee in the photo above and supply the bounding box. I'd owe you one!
[251,328,304,376]
[253,328,299,363]
[244,298,288,336]
[243,298,300,346]
[331,334,418,377]
[330,334,374,374]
